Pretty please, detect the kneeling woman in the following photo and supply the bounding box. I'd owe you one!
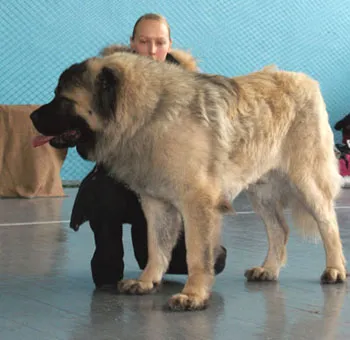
[71,13,227,288]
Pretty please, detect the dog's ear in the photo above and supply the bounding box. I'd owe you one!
[95,67,120,120]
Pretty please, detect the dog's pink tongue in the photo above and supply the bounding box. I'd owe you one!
[32,135,55,148]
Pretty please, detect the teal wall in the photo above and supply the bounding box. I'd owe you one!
[2,1,350,179]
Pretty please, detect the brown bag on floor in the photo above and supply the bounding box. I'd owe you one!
[0,104,67,198]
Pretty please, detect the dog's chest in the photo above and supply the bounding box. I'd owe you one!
[96,138,173,198]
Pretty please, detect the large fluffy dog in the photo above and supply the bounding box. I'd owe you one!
[30,52,347,311]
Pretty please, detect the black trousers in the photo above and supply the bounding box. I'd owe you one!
[70,165,227,288]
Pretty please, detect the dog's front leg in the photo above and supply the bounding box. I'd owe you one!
[118,195,182,295]
[167,190,222,311]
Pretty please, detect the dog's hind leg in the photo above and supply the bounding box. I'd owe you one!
[118,195,182,295]
[287,169,346,283]
[244,175,290,281]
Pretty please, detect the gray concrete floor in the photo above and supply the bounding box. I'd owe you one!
[0,188,350,340]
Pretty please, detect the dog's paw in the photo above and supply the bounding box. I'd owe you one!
[321,267,347,284]
[244,267,278,281]
[117,279,160,295]
[167,293,209,311]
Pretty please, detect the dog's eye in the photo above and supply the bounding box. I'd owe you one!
[88,110,93,115]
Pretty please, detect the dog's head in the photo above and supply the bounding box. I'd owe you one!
[30,58,121,159]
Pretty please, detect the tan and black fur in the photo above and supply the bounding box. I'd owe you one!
[30,51,347,311]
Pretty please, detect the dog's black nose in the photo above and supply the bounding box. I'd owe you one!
[30,110,38,123]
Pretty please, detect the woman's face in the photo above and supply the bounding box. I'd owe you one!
[130,19,172,62]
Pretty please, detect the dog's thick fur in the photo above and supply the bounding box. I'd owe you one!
[30,52,347,311]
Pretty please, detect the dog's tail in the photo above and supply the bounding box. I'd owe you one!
[289,198,321,242]
[288,170,341,243]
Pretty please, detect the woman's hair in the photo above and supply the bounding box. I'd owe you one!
[131,13,171,40]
